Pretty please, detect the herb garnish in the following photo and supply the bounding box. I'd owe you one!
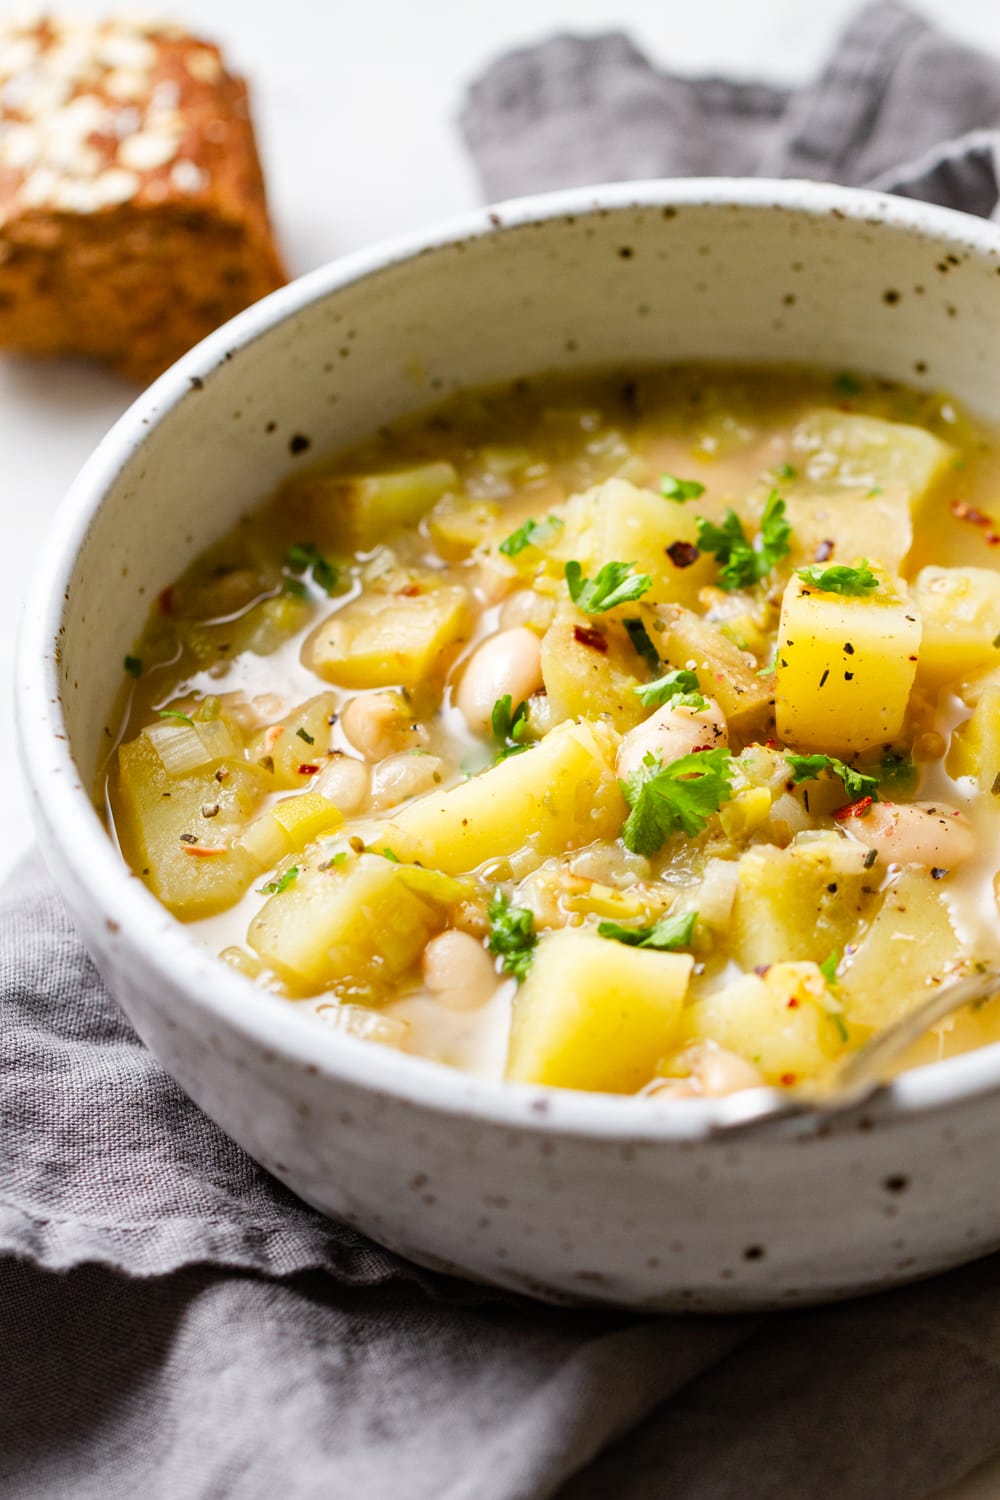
[623,617,660,671]
[491,694,531,760]
[795,559,879,596]
[878,750,916,790]
[633,668,707,711]
[776,462,797,481]
[487,889,537,982]
[159,709,194,726]
[695,490,791,591]
[565,559,652,613]
[833,372,862,397]
[620,747,736,856]
[498,514,564,557]
[597,909,697,950]
[258,865,299,896]
[785,753,879,803]
[660,473,706,502]
[380,848,400,862]
[819,949,841,987]
[295,726,315,745]
[285,541,338,595]
[124,654,142,678]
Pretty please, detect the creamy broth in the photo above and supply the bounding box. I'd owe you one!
[105,365,1000,1096]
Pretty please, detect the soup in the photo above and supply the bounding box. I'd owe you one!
[105,365,1000,1097]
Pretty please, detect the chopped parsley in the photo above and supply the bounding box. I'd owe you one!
[833,372,862,397]
[695,490,791,591]
[258,865,299,896]
[380,847,400,862]
[498,514,564,557]
[123,654,143,678]
[878,749,917,790]
[597,909,697,951]
[819,949,841,987]
[158,709,194,726]
[487,889,537,982]
[830,1013,850,1043]
[776,462,797,481]
[285,540,338,595]
[660,473,706,502]
[623,617,660,672]
[796,559,879,596]
[565,559,652,614]
[491,694,531,760]
[785,753,879,803]
[295,726,315,745]
[620,746,736,856]
[633,668,707,711]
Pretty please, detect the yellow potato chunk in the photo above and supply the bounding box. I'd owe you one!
[505,928,692,1093]
[775,572,921,752]
[540,606,646,731]
[281,461,458,550]
[645,604,774,732]
[247,853,455,991]
[386,718,624,875]
[784,488,912,574]
[553,477,715,608]
[729,837,877,971]
[685,961,846,1086]
[790,409,955,501]
[304,587,470,689]
[946,685,1000,790]
[116,733,266,920]
[838,868,968,1029]
[913,567,1000,687]
[249,693,337,789]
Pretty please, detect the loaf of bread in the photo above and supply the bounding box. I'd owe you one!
[0,14,286,382]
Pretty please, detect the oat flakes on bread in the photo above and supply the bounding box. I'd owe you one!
[0,12,286,382]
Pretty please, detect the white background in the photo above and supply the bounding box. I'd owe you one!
[4,3,1000,1493]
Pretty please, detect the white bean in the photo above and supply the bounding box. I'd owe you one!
[455,627,544,736]
[839,799,975,868]
[370,752,445,811]
[312,753,370,813]
[616,696,728,780]
[422,929,497,1010]
[340,691,428,762]
[648,1043,764,1099]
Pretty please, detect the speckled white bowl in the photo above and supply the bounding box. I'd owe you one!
[17,179,1000,1310]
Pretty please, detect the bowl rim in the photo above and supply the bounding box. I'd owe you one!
[17,173,1000,1143]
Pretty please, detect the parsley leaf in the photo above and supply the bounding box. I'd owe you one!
[776,462,797,481]
[258,865,299,896]
[158,709,194,726]
[620,747,736,856]
[295,726,315,745]
[695,491,791,591]
[785,752,879,803]
[498,514,564,557]
[487,889,537,982]
[123,654,143,678]
[623,617,660,671]
[633,668,706,710]
[795,559,879,596]
[819,949,841,987]
[660,473,706,502]
[491,694,531,761]
[597,909,697,950]
[878,749,917,790]
[565,560,652,614]
[285,541,338,595]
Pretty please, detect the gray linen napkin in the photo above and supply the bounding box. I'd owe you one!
[8,3,1000,1495]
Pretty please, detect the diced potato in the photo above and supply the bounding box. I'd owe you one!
[247,852,454,991]
[839,868,968,1028]
[304,586,470,688]
[116,733,267,919]
[249,693,337,788]
[946,685,1000,790]
[685,961,846,1085]
[236,791,343,870]
[729,837,878,970]
[644,603,774,731]
[775,572,921,752]
[505,928,691,1093]
[551,477,716,608]
[913,567,1000,686]
[784,488,912,574]
[281,461,458,550]
[386,718,624,875]
[428,494,501,559]
[179,591,311,666]
[540,605,646,731]
[790,409,955,501]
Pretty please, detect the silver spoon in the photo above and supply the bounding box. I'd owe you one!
[710,963,1000,1133]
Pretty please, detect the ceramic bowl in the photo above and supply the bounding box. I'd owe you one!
[17,178,1000,1310]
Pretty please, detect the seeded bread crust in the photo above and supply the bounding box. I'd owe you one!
[0,14,286,382]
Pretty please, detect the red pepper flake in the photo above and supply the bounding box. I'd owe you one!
[987,534,1000,547]
[298,762,320,775]
[181,843,227,857]
[786,997,800,1009]
[573,624,608,653]
[814,538,835,563]
[666,540,700,569]
[833,795,874,821]
[157,585,175,615]
[397,583,421,597]
[780,1072,798,1087]
[950,499,992,526]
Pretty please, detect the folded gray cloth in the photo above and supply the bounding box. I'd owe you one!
[8,4,1000,1496]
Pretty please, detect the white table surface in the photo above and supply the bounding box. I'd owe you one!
[4,2,1000,1493]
